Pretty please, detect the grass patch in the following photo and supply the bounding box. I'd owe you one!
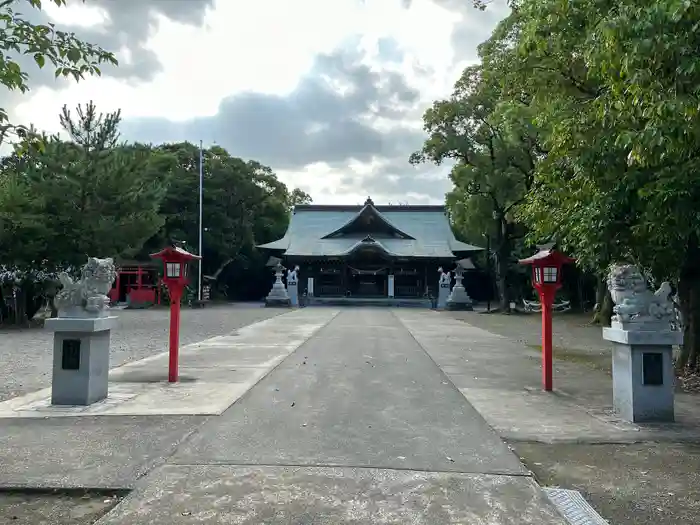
[526,344,612,375]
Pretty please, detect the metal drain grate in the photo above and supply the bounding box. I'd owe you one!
[545,488,610,525]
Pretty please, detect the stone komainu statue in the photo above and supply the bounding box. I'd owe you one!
[607,264,674,328]
[55,257,117,317]
[286,265,300,283]
[437,267,451,286]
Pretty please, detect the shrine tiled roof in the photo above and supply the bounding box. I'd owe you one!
[257,201,482,258]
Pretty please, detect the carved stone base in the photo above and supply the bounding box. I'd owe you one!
[265,297,291,307]
[446,300,473,311]
[265,282,291,308]
[57,306,111,319]
[611,319,672,333]
[45,316,117,406]
[603,327,680,423]
[446,285,473,311]
[288,282,299,307]
[436,283,450,309]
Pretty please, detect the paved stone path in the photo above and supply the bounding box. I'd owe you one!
[0,304,283,402]
[96,309,565,524]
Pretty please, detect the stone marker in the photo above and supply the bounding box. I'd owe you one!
[287,265,300,307]
[265,261,291,307]
[436,267,451,309]
[446,260,474,311]
[602,264,680,422]
[45,257,118,406]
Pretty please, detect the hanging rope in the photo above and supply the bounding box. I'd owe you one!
[347,265,389,275]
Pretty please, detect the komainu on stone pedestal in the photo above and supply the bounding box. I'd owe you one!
[437,267,452,287]
[604,263,679,423]
[607,264,674,330]
[55,257,117,318]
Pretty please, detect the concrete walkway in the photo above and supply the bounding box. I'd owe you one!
[96,309,565,524]
[0,309,335,418]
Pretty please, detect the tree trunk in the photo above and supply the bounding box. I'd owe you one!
[590,276,606,324]
[49,295,58,318]
[676,234,700,373]
[494,217,510,312]
[14,287,27,325]
[676,279,700,373]
[496,251,509,311]
[591,275,613,326]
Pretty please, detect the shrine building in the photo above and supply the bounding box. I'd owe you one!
[258,197,482,301]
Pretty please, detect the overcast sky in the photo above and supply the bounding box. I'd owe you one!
[6,0,509,205]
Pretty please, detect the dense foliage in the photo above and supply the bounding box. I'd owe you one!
[0,101,309,321]
[415,0,700,370]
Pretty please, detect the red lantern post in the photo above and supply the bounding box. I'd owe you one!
[150,245,201,383]
[519,244,575,391]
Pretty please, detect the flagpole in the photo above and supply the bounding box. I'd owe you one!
[198,140,203,302]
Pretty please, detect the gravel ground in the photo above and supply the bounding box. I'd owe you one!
[513,442,700,525]
[446,308,611,353]
[0,303,284,402]
[445,308,615,372]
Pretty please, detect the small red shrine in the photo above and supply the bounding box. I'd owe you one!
[108,260,159,307]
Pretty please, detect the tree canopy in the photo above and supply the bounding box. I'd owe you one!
[0,101,310,320]
[416,0,700,369]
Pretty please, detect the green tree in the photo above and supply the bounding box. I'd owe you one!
[32,102,171,265]
[0,0,116,144]
[411,61,537,311]
[289,187,312,208]
[482,0,700,367]
[0,102,172,321]
[141,142,307,300]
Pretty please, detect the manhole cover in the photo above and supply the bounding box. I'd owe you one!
[545,488,609,525]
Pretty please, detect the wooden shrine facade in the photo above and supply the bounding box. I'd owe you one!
[108,259,160,307]
[258,197,482,299]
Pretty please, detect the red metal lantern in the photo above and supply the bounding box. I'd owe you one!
[519,244,575,391]
[150,245,201,382]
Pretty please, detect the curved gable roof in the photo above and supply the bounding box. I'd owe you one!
[321,202,414,240]
[257,198,484,258]
[339,236,398,257]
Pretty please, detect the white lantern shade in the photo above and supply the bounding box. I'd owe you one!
[543,266,558,283]
[534,267,542,284]
[166,262,181,278]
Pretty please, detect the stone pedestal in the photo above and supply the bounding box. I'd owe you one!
[446,272,473,311]
[437,283,450,309]
[45,316,117,406]
[265,265,290,307]
[603,325,680,423]
[288,281,299,307]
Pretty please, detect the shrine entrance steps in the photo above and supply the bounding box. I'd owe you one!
[306,296,432,308]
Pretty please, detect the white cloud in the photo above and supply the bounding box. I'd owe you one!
[10,0,505,204]
[43,0,109,28]
[16,0,460,124]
